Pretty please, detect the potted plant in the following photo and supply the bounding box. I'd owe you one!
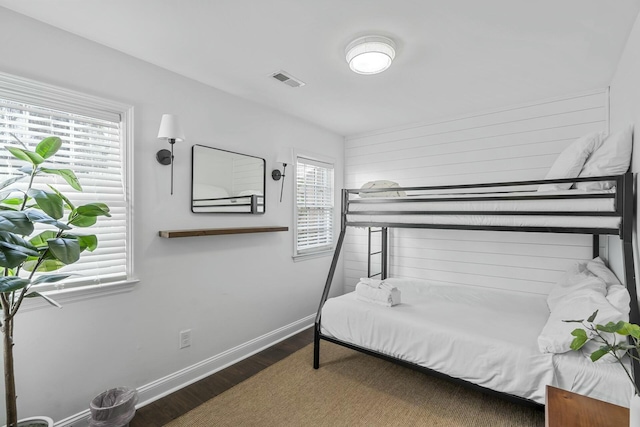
[0,135,110,426]
[567,309,640,422]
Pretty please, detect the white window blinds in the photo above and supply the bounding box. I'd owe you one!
[296,157,334,255]
[0,73,131,290]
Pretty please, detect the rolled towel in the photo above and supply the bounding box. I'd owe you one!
[355,282,401,307]
[378,281,396,292]
[358,277,382,288]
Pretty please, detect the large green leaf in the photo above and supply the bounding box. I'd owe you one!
[69,214,97,228]
[76,234,98,252]
[0,211,34,235]
[76,203,111,217]
[5,147,45,165]
[27,189,64,220]
[29,230,58,249]
[47,237,80,264]
[0,175,27,191]
[617,322,640,339]
[18,165,33,175]
[0,232,39,251]
[25,291,61,308]
[48,185,75,211]
[596,321,627,334]
[40,168,82,191]
[22,258,65,272]
[569,329,588,350]
[590,347,611,362]
[1,197,25,206]
[31,273,73,286]
[0,241,37,268]
[35,136,62,159]
[24,209,71,230]
[0,276,30,293]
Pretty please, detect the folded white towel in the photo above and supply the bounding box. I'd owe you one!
[358,277,383,288]
[379,282,396,292]
[355,282,401,307]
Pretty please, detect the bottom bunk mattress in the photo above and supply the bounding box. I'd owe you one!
[319,278,631,406]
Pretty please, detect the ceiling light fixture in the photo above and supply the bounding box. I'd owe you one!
[345,35,396,75]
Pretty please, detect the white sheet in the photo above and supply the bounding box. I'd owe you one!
[320,278,631,406]
[553,349,632,407]
[347,189,619,229]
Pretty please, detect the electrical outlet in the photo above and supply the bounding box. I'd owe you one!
[179,329,191,349]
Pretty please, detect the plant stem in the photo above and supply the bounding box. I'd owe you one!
[1,293,17,426]
[19,166,37,212]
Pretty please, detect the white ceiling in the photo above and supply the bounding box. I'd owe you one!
[1,0,639,136]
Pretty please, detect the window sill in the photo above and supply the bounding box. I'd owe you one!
[20,278,139,313]
[292,249,334,262]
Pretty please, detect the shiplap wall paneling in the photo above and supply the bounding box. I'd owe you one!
[231,157,263,195]
[343,90,609,294]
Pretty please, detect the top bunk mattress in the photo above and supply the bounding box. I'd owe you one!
[346,188,620,231]
[320,278,630,406]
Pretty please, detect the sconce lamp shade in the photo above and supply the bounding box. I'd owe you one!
[276,148,294,166]
[157,114,185,141]
[156,113,184,196]
[345,35,396,75]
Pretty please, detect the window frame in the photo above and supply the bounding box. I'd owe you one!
[292,151,335,260]
[0,71,136,309]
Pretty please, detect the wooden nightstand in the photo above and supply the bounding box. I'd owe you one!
[545,385,629,427]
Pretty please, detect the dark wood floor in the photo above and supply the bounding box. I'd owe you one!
[131,327,314,426]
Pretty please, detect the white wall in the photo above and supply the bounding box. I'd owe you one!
[344,91,608,294]
[609,11,640,285]
[0,8,344,423]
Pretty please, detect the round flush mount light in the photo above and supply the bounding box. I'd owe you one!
[345,35,396,75]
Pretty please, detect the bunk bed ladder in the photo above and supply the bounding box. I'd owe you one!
[367,227,388,279]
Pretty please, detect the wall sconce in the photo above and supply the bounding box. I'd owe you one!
[156,114,185,195]
[272,148,294,202]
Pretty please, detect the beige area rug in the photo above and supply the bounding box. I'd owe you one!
[166,342,544,427]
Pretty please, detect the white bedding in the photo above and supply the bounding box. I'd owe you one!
[347,188,619,229]
[192,195,265,213]
[320,278,630,406]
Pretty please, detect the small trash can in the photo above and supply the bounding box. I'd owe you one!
[89,387,138,427]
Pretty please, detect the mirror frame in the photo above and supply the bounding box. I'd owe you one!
[191,144,266,214]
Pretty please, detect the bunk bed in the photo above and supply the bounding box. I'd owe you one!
[313,172,639,408]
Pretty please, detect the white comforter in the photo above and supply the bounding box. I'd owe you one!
[320,278,631,406]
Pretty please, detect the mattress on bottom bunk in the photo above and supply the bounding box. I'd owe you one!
[320,278,630,406]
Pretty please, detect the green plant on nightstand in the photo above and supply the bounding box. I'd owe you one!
[0,135,111,427]
[566,309,640,395]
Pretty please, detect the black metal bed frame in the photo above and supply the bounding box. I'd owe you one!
[313,172,638,408]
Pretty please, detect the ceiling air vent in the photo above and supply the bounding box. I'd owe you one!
[270,70,305,88]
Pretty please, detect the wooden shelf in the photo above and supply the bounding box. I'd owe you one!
[159,226,288,238]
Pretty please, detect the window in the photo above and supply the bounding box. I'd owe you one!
[0,72,133,293]
[295,156,334,256]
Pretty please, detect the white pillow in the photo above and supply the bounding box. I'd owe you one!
[546,261,607,311]
[587,257,630,318]
[359,180,407,198]
[538,132,604,192]
[237,190,263,197]
[575,126,633,191]
[538,289,623,354]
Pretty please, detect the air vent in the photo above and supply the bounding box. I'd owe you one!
[270,70,305,88]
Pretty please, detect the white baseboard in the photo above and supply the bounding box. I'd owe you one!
[55,314,315,427]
